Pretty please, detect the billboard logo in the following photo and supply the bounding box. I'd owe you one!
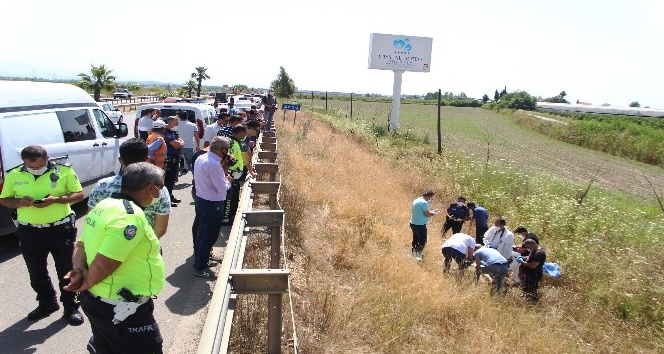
[393,38,412,52]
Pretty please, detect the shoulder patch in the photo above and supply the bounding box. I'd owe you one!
[122,199,135,214]
[54,162,72,167]
[124,225,138,240]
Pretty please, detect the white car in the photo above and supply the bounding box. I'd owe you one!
[229,95,255,111]
[97,102,123,124]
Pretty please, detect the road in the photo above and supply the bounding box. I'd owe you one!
[0,111,227,353]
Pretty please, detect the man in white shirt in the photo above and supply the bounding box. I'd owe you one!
[482,217,515,264]
[203,113,230,148]
[441,233,476,273]
[137,108,156,140]
[176,110,199,173]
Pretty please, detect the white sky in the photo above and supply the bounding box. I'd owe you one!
[1,0,663,108]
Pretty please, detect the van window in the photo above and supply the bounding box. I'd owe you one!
[92,109,116,138]
[56,109,97,142]
[158,109,196,121]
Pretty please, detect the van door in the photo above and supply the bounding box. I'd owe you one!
[55,109,103,183]
[91,108,121,176]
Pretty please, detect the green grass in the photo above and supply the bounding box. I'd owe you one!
[292,97,664,336]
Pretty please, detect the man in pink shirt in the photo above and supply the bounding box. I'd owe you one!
[192,136,232,279]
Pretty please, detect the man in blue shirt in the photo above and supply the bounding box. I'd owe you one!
[442,196,470,236]
[410,190,440,261]
[468,202,489,244]
[473,245,509,294]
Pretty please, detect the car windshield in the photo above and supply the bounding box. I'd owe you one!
[153,108,196,121]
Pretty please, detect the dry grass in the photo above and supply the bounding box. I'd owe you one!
[275,113,660,353]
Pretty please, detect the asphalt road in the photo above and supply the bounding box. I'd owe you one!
[0,111,227,353]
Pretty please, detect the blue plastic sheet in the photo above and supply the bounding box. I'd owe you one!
[543,262,561,278]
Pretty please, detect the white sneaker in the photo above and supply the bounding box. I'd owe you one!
[415,251,423,262]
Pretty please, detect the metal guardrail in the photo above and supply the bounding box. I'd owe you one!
[197,123,292,354]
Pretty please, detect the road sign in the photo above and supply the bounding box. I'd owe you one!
[281,103,301,111]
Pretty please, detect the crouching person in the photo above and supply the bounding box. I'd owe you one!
[441,233,475,273]
[473,245,509,294]
[518,238,546,302]
[64,162,166,354]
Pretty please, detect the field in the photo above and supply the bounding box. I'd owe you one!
[272,112,663,353]
[291,98,664,200]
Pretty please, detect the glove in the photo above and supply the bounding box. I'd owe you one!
[515,256,525,264]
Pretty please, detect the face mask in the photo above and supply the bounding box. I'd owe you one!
[27,166,48,176]
[150,185,161,205]
[170,126,179,132]
[457,202,465,206]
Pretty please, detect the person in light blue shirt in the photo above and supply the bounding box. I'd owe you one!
[410,190,440,261]
[468,202,489,244]
[473,246,509,294]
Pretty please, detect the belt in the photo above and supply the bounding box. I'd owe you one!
[494,262,508,266]
[87,291,150,306]
[18,214,72,228]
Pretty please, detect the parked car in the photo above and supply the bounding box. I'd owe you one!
[97,102,123,124]
[113,88,132,99]
[134,102,217,143]
[0,81,129,237]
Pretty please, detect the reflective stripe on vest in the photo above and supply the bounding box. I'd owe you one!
[146,133,166,169]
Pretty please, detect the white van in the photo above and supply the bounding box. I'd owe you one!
[0,81,129,237]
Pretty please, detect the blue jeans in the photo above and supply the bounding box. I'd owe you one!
[479,263,508,293]
[263,110,275,131]
[181,148,194,170]
[194,196,224,270]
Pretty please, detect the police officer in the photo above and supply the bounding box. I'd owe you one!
[0,145,85,325]
[163,116,184,205]
[221,125,246,225]
[64,162,166,354]
[441,196,470,236]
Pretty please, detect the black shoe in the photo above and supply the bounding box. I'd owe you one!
[171,197,182,203]
[194,269,217,279]
[64,309,84,326]
[206,260,219,268]
[171,203,178,207]
[27,303,60,321]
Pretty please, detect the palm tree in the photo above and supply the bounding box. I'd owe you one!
[184,80,197,98]
[78,64,116,102]
[190,67,210,98]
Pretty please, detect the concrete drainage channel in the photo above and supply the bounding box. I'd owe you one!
[196,126,297,354]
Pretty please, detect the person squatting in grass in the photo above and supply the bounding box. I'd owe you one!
[517,238,546,301]
[410,190,440,261]
[473,244,509,294]
[441,196,470,236]
[441,232,476,273]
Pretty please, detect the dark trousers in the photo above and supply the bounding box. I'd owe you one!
[221,179,241,225]
[18,222,78,311]
[523,270,543,300]
[80,291,163,354]
[410,224,427,252]
[442,247,467,272]
[442,219,464,235]
[476,226,489,244]
[164,156,180,200]
[194,197,224,270]
[139,131,148,141]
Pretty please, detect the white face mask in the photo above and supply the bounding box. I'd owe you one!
[27,166,48,176]
[457,202,465,206]
[170,126,179,132]
[150,185,161,205]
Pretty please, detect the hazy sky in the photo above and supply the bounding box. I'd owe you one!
[1,0,663,108]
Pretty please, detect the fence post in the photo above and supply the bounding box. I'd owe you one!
[325,91,328,111]
[437,89,442,154]
[268,294,282,354]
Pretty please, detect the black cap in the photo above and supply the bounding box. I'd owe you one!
[423,190,434,197]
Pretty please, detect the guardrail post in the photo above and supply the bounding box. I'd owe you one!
[268,294,282,354]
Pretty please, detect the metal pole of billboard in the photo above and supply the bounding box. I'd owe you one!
[350,93,353,119]
[437,89,442,154]
[390,70,404,131]
[325,91,328,111]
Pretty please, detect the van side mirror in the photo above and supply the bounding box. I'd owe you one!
[116,123,129,138]
[115,107,120,111]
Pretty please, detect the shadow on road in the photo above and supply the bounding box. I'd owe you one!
[0,317,68,353]
[0,233,20,263]
[164,255,209,316]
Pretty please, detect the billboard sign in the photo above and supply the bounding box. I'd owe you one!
[368,33,432,72]
[282,103,301,111]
